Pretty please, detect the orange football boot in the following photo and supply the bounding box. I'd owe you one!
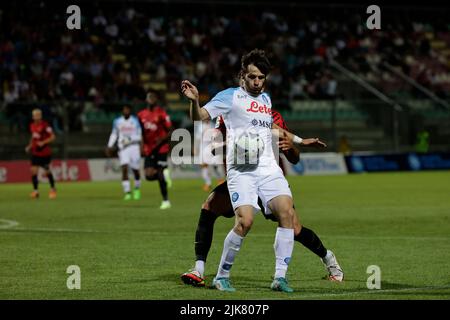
[49,189,57,199]
[30,191,39,199]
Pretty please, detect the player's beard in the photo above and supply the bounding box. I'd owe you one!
[245,84,264,96]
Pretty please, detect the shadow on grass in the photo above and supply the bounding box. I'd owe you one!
[151,273,450,298]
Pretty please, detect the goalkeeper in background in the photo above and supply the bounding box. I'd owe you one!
[106,105,143,200]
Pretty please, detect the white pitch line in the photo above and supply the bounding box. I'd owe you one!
[1,225,449,241]
[297,285,450,299]
[0,219,19,229]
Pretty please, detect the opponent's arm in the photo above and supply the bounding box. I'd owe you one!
[181,80,210,121]
[272,123,327,149]
[37,131,56,147]
[278,131,301,164]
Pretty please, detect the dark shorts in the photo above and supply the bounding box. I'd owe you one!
[31,155,51,169]
[210,181,277,221]
[144,152,168,169]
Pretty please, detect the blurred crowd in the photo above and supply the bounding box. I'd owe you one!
[0,1,449,113]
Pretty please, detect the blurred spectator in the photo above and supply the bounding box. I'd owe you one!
[414,129,430,153]
[0,1,448,123]
[338,135,352,155]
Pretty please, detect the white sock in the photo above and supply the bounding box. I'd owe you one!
[134,179,141,189]
[216,230,243,279]
[322,250,333,264]
[122,180,131,193]
[274,227,294,279]
[195,260,205,277]
[163,168,170,181]
[201,166,211,186]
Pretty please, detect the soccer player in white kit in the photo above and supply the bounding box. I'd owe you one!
[182,49,299,293]
[194,119,225,192]
[106,105,142,200]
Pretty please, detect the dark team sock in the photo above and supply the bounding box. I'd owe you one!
[195,209,218,262]
[47,173,55,189]
[158,171,168,200]
[32,175,38,190]
[295,226,328,258]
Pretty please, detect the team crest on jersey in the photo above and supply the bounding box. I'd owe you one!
[232,192,239,202]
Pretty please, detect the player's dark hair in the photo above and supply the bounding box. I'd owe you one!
[147,89,159,99]
[239,49,271,78]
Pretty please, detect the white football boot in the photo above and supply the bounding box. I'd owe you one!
[321,250,344,282]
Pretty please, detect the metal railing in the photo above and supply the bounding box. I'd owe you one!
[329,59,404,152]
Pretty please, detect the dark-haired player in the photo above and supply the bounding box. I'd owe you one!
[138,90,173,209]
[25,108,57,199]
[181,49,343,292]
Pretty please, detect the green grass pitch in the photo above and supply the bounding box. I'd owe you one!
[1,171,449,300]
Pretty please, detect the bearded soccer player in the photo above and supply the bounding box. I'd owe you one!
[181,111,344,288]
[181,50,343,292]
[137,90,173,210]
[25,108,57,199]
[183,50,301,293]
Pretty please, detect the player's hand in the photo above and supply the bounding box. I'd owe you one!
[301,138,327,148]
[277,131,295,151]
[37,141,45,147]
[25,145,31,154]
[181,80,199,101]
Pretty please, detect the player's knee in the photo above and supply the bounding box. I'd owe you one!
[145,173,157,181]
[201,199,212,211]
[237,216,253,233]
[277,206,295,228]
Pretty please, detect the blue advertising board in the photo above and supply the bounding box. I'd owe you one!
[345,153,450,173]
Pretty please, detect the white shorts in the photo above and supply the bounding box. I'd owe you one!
[118,144,141,170]
[227,164,292,216]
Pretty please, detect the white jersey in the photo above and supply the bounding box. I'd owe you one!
[108,115,142,150]
[203,86,275,170]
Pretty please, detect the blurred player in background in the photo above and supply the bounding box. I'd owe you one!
[194,119,225,192]
[106,105,142,201]
[138,90,173,210]
[181,111,343,287]
[25,108,57,199]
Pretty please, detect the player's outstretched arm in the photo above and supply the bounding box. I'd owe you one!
[181,80,210,121]
[272,123,327,149]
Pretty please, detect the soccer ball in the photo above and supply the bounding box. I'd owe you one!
[234,133,265,165]
[121,136,132,147]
